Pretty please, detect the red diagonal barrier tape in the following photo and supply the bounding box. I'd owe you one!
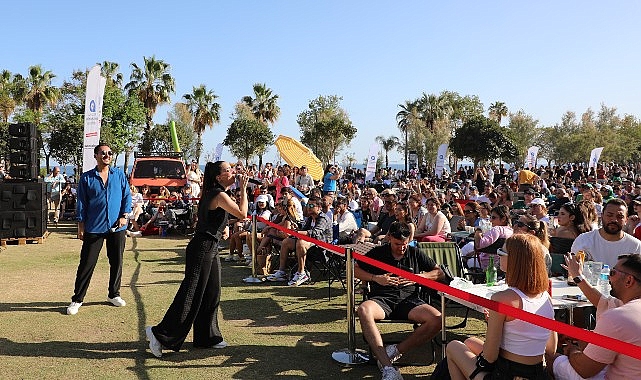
[254,217,641,360]
[355,253,641,361]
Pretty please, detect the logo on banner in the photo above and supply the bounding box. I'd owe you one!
[370,155,375,160]
[89,100,96,113]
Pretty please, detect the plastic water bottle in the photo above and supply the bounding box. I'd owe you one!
[582,263,592,286]
[598,264,611,295]
[486,255,497,287]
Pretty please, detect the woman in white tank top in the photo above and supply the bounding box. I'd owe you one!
[446,234,556,380]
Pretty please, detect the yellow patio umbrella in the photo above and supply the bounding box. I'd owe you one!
[274,135,324,181]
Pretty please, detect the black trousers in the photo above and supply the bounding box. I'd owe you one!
[71,230,126,303]
[153,234,223,351]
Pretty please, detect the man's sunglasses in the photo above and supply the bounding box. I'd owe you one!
[610,267,641,282]
[98,150,113,157]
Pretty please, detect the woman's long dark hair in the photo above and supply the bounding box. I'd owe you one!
[201,161,226,196]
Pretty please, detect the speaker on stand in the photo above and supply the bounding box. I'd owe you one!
[1,122,46,239]
[8,122,39,181]
[0,182,47,238]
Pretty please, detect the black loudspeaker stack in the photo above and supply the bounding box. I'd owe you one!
[0,182,47,239]
[8,122,39,180]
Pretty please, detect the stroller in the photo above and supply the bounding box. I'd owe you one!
[171,202,195,236]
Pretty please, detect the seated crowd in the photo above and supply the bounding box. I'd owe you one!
[123,159,641,379]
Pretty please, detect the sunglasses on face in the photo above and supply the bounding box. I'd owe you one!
[464,209,474,214]
[307,204,317,208]
[610,267,641,282]
[98,150,113,157]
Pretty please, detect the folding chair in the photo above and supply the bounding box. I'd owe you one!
[417,242,470,330]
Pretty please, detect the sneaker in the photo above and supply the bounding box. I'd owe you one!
[224,255,240,262]
[266,270,288,282]
[212,340,228,349]
[381,366,403,380]
[66,301,82,315]
[386,344,402,364]
[288,271,310,286]
[107,296,127,307]
[145,326,162,358]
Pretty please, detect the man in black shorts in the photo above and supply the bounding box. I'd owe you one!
[355,221,444,380]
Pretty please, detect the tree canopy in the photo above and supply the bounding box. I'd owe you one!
[449,116,518,167]
[298,95,356,164]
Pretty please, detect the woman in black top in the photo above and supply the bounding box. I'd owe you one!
[146,161,249,357]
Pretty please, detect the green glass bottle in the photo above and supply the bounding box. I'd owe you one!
[486,255,497,286]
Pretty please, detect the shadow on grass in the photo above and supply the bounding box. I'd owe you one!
[221,297,345,326]
[0,301,106,314]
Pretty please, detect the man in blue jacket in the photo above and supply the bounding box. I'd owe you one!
[67,143,131,315]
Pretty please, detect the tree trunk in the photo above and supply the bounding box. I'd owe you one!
[195,131,203,164]
[123,150,131,174]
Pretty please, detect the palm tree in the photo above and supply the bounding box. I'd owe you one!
[242,83,280,125]
[0,70,18,124]
[396,100,421,173]
[183,84,221,162]
[125,56,175,152]
[242,83,280,167]
[23,65,61,171]
[488,101,508,125]
[418,92,450,131]
[23,65,60,125]
[376,135,400,169]
[100,61,123,88]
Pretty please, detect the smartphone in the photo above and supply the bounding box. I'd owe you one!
[562,294,587,302]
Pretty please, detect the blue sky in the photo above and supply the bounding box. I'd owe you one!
[4,1,641,167]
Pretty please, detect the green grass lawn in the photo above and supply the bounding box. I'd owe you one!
[0,222,486,379]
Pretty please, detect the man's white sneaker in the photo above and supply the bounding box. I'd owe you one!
[266,270,288,282]
[66,301,82,315]
[288,271,310,286]
[107,296,126,307]
[381,366,403,380]
[145,326,163,358]
[212,340,228,349]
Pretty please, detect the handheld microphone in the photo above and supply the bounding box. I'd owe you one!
[237,174,263,186]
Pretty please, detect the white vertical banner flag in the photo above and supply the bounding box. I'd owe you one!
[82,65,106,173]
[524,146,539,169]
[365,143,378,182]
[214,143,224,161]
[589,147,604,169]
[435,143,448,179]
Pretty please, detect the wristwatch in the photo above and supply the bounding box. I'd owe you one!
[573,275,583,284]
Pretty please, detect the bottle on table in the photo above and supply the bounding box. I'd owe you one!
[598,264,611,295]
[486,255,497,287]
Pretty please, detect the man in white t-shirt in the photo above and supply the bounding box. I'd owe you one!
[550,252,641,379]
[571,198,641,268]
